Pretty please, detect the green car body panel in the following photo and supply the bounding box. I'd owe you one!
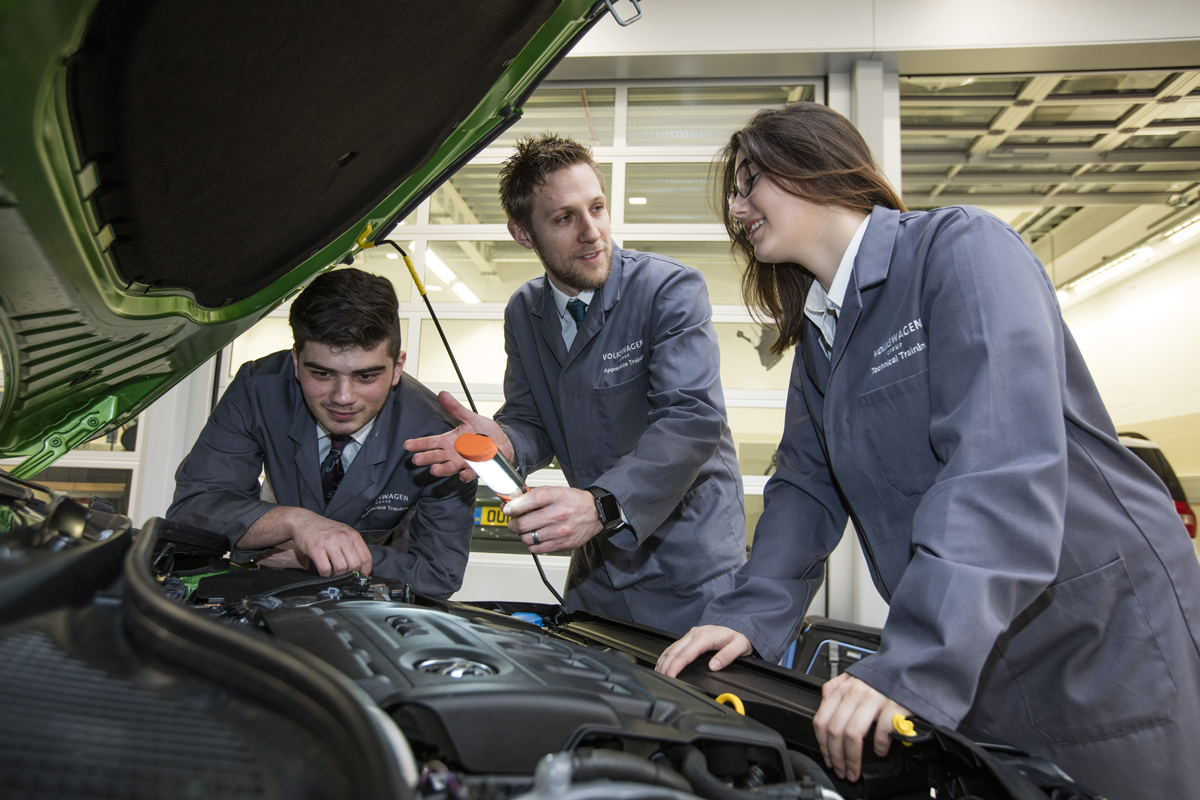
[0,0,605,477]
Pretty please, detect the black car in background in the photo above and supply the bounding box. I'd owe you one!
[1120,433,1196,538]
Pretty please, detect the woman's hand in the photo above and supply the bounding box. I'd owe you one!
[812,673,912,782]
[655,625,753,678]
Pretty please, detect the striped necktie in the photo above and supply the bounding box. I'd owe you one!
[320,435,351,505]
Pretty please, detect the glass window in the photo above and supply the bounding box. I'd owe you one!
[901,135,976,152]
[1050,72,1172,96]
[356,248,414,300]
[715,323,792,391]
[1155,98,1200,121]
[901,106,1003,128]
[627,85,816,146]
[432,163,612,225]
[495,88,616,148]
[745,494,765,551]
[728,405,786,479]
[425,240,545,304]
[1025,104,1136,126]
[416,318,506,386]
[901,76,1027,98]
[625,163,720,224]
[26,466,133,515]
[623,241,744,305]
[75,421,140,453]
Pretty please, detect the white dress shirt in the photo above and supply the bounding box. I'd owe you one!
[804,215,870,358]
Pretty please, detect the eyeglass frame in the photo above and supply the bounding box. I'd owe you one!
[729,157,762,201]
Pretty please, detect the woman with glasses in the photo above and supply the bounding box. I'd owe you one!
[655,102,1200,800]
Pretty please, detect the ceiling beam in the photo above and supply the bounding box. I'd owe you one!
[903,170,1200,185]
[903,148,1200,167]
[905,192,1177,206]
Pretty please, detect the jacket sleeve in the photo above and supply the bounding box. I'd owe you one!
[699,347,850,658]
[592,266,733,548]
[845,212,1068,729]
[167,363,277,548]
[369,471,476,599]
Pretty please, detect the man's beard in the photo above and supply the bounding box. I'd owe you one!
[531,236,612,293]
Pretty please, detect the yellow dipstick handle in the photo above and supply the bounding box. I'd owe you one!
[715,693,745,715]
[892,713,916,746]
[402,253,426,296]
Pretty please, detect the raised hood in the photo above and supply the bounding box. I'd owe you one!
[0,0,609,476]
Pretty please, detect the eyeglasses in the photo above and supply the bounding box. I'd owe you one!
[730,158,761,201]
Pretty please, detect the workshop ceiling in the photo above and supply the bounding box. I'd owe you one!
[900,68,1200,287]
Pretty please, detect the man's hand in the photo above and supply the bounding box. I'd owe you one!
[404,391,514,481]
[504,486,604,554]
[655,625,753,678]
[243,506,373,577]
[812,673,912,783]
[255,540,311,571]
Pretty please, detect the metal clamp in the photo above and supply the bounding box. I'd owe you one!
[603,0,642,27]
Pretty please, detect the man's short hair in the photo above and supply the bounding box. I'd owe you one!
[498,134,605,231]
[290,268,402,359]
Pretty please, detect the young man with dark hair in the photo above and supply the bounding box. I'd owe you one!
[406,135,746,634]
[169,268,475,598]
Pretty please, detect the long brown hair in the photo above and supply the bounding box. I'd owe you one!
[716,103,905,353]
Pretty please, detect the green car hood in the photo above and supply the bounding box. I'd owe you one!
[0,0,608,476]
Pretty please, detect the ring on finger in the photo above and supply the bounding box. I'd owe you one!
[531,531,540,545]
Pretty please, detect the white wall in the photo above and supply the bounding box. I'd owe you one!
[574,0,1200,57]
[1063,236,1200,475]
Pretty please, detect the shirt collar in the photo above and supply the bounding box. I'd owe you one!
[548,278,595,320]
[317,414,376,446]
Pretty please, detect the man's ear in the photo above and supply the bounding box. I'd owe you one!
[508,218,535,251]
[292,347,302,380]
[391,351,406,387]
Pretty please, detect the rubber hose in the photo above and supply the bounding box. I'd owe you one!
[785,750,837,793]
[571,750,693,794]
[678,746,755,800]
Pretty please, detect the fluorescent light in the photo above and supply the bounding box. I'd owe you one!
[426,285,442,291]
[1056,290,1069,305]
[1166,213,1200,244]
[1069,246,1154,294]
[628,197,648,205]
[452,282,480,304]
[425,249,456,284]
[386,253,399,260]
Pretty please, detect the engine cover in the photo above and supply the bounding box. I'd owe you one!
[264,601,787,774]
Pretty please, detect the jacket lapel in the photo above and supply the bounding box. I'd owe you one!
[535,280,569,368]
[830,206,900,375]
[287,393,323,509]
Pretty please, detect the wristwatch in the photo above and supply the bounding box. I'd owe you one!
[586,486,624,534]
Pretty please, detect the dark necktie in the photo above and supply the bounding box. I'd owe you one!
[320,435,351,505]
[566,298,588,328]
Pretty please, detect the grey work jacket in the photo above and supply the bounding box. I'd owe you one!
[497,247,746,634]
[700,206,1200,800]
[168,351,476,598]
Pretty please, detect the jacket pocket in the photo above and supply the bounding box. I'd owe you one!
[997,558,1177,743]
[656,478,744,592]
[857,369,938,497]
[593,368,651,460]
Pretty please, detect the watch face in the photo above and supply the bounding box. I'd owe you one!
[591,488,620,525]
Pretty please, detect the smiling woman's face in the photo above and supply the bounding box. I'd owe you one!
[728,152,830,268]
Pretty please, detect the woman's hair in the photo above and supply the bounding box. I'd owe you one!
[716,102,905,353]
